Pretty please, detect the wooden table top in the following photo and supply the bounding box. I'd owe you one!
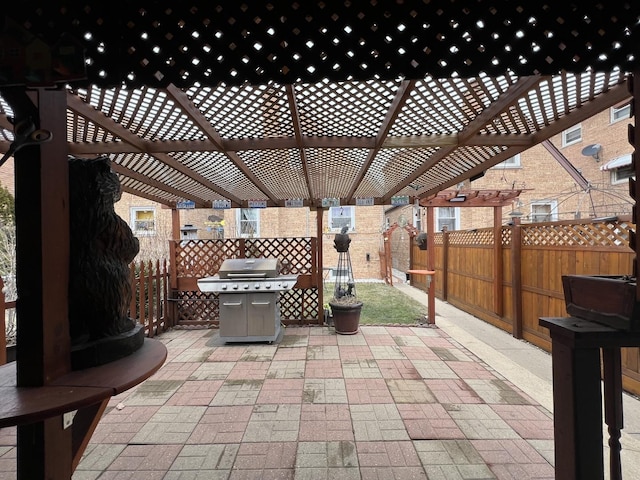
[0,338,166,428]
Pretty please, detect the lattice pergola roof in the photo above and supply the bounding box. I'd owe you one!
[0,2,637,208]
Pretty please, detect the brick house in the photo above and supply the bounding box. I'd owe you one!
[114,195,386,280]
[384,103,634,272]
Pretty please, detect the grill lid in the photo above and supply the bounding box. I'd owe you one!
[218,258,280,278]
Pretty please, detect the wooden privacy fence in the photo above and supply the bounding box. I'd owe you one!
[411,217,640,396]
[169,237,320,327]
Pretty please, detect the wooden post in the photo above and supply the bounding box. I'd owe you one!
[442,225,449,301]
[426,207,436,324]
[169,208,180,325]
[511,217,523,338]
[7,87,72,478]
[493,206,504,317]
[316,208,324,324]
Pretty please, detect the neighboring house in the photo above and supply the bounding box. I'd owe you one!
[384,102,634,273]
[114,195,386,280]
[387,101,633,230]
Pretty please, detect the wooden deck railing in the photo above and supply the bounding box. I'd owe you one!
[0,277,15,365]
[0,259,172,365]
[129,259,172,337]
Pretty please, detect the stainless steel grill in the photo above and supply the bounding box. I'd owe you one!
[197,258,298,343]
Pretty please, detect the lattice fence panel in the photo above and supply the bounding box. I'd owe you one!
[176,291,218,325]
[175,239,242,278]
[447,228,494,246]
[501,227,512,246]
[245,238,315,274]
[521,220,634,248]
[280,288,319,322]
[173,237,319,325]
[433,233,443,246]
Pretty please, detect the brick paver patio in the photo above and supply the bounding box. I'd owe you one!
[0,325,556,479]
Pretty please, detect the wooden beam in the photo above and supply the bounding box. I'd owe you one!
[383,75,544,202]
[346,80,416,202]
[421,80,631,199]
[111,163,209,208]
[66,93,243,205]
[286,85,315,203]
[165,84,280,205]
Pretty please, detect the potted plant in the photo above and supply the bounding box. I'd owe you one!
[329,226,362,334]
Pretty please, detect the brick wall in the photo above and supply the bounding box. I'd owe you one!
[114,196,385,280]
[463,105,634,228]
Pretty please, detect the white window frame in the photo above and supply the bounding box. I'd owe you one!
[328,206,356,233]
[130,207,156,236]
[413,206,422,231]
[237,208,260,237]
[436,207,460,232]
[611,164,635,185]
[493,153,521,169]
[530,200,558,223]
[610,103,631,124]
[562,124,582,147]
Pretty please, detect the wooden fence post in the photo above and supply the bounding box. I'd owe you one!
[511,217,523,338]
[442,226,449,301]
[129,263,137,322]
[493,206,504,317]
[146,260,154,337]
[155,260,162,332]
[139,261,147,337]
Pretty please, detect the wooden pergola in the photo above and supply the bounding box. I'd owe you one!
[0,2,638,478]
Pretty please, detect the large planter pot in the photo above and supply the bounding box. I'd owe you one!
[329,301,363,335]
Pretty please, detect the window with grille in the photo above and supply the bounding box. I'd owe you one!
[130,207,156,235]
[237,208,260,237]
[436,207,459,231]
[562,124,582,147]
[414,206,422,231]
[530,201,558,222]
[329,206,355,232]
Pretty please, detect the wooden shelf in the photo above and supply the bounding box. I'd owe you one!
[0,339,167,428]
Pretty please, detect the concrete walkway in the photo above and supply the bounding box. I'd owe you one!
[394,279,640,479]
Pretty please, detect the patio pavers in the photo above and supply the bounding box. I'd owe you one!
[0,325,558,478]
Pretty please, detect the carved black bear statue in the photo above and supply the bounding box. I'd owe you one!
[68,156,143,368]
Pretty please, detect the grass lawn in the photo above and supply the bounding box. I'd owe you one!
[324,282,427,325]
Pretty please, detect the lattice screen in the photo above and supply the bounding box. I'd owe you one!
[173,237,319,326]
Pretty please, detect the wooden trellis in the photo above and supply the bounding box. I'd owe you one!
[171,237,320,326]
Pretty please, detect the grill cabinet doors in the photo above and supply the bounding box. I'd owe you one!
[219,292,280,342]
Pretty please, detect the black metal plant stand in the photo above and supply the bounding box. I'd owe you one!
[334,249,356,300]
